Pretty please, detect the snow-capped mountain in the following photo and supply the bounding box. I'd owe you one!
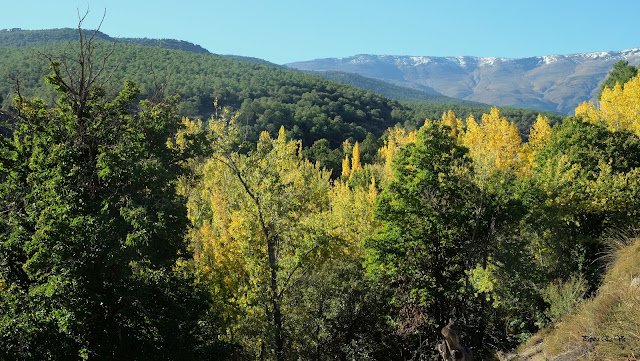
[286,48,640,114]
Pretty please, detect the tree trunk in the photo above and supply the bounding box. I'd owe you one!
[268,236,284,361]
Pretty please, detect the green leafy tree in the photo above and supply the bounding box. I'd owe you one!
[0,29,222,360]
[366,122,490,358]
[530,117,640,283]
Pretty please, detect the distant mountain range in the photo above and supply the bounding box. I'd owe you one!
[287,49,640,114]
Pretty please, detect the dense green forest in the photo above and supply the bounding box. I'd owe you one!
[2,28,639,360]
[0,27,210,53]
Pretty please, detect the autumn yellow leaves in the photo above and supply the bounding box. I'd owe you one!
[167,71,640,358]
[576,72,640,135]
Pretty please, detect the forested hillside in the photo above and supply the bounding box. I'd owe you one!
[2,28,639,361]
[0,27,210,53]
[300,70,489,106]
[0,29,562,175]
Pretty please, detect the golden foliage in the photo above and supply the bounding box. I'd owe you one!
[575,74,640,136]
[341,155,351,178]
[378,125,417,182]
[441,110,463,138]
[350,141,362,176]
[325,177,380,252]
[529,114,552,148]
[460,107,524,176]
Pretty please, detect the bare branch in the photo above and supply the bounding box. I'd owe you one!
[148,60,171,104]
[11,74,23,118]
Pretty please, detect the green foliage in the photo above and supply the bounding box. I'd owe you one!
[526,117,640,293]
[0,57,224,359]
[302,138,344,177]
[597,60,638,100]
[366,122,491,357]
[4,27,640,361]
[540,274,587,323]
[285,256,404,360]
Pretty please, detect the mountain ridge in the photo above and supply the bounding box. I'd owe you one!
[0,28,210,54]
[287,47,640,114]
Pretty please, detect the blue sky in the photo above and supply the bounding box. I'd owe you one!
[3,0,640,64]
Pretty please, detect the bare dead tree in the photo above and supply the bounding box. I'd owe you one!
[43,9,121,119]
[147,59,173,105]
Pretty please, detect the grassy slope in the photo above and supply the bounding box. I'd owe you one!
[504,238,640,360]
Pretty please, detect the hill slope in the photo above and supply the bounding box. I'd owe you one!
[287,49,640,114]
[300,70,489,106]
[0,41,405,148]
[0,29,564,157]
[0,28,210,53]
[504,238,640,360]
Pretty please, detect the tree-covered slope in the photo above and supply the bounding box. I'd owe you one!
[0,41,405,147]
[0,28,210,53]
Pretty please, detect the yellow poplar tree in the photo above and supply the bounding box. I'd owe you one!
[575,74,640,136]
[323,177,380,252]
[461,114,481,149]
[461,107,524,178]
[341,155,351,178]
[522,114,553,170]
[529,114,552,148]
[183,116,337,359]
[378,125,417,182]
[350,141,362,177]
[575,100,599,123]
[441,110,462,138]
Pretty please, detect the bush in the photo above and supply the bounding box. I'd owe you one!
[541,274,588,323]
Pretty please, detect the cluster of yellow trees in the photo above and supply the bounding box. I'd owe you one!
[376,107,553,182]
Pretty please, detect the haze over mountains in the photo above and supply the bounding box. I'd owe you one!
[287,48,640,114]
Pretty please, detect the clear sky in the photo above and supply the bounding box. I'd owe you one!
[3,0,640,64]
